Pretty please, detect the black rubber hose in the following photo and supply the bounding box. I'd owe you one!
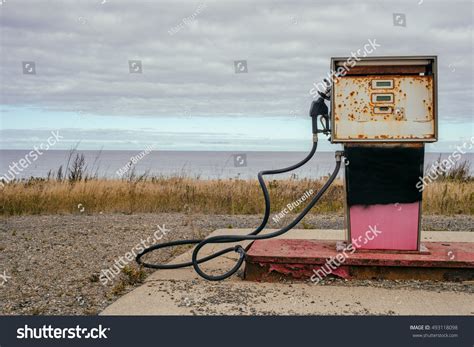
[136,140,318,271]
[191,153,342,280]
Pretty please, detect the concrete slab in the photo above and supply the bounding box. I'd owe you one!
[101,229,474,315]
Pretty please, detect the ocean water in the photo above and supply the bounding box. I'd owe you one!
[0,150,472,180]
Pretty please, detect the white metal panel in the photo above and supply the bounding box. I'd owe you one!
[333,75,435,141]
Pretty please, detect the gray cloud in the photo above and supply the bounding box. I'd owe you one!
[0,0,472,122]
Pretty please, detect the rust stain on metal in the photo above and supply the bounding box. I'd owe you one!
[344,65,426,75]
[333,74,435,141]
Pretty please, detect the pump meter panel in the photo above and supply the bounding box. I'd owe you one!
[331,56,437,142]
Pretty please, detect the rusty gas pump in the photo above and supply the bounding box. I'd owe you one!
[331,56,437,251]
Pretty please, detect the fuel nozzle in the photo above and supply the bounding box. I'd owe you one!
[318,78,331,101]
[310,78,331,137]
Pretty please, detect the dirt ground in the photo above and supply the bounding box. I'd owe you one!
[0,213,472,315]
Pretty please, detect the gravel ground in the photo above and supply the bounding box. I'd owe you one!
[0,213,472,315]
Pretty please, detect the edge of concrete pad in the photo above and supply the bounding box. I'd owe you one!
[101,229,473,315]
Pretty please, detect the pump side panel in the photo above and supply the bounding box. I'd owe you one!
[344,144,423,251]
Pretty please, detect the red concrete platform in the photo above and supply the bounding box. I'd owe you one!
[244,239,474,282]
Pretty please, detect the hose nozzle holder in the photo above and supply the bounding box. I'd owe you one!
[310,96,330,135]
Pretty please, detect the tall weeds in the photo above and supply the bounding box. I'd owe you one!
[0,177,472,216]
[0,154,472,216]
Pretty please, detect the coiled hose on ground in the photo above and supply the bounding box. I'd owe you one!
[136,137,343,281]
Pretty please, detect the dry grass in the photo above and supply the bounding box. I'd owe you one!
[1,151,471,216]
[0,176,472,216]
[422,181,474,215]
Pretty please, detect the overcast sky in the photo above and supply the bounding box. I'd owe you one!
[0,0,472,151]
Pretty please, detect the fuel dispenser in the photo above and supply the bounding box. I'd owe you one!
[331,56,437,251]
[136,55,470,282]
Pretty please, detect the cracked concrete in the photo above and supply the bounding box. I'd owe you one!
[101,229,474,315]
